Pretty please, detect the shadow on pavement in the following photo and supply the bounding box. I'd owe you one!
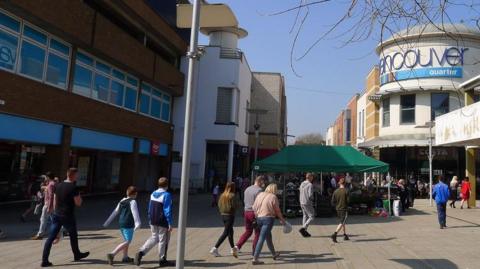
[277,252,341,264]
[354,237,396,242]
[51,258,106,267]
[391,259,458,269]
[184,259,245,267]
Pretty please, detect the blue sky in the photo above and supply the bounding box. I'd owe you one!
[199,1,473,140]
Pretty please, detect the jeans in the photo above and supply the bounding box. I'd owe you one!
[436,202,447,227]
[253,217,276,260]
[301,204,315,229]
[215,215,235,248]
[236,211,260,252]
[37,205,51,236]
[42,214,81,262]
[140,225,169,259]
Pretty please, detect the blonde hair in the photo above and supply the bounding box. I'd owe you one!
[219,182,235,210]
[264,183,277,195]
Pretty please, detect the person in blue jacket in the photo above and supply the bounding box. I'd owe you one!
[432,176,450,229]
[135,177,174,267]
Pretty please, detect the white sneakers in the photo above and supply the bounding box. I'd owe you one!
[209,247,220,257]
[210,246,239,258]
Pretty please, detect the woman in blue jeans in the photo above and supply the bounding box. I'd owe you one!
[252,183,285,265]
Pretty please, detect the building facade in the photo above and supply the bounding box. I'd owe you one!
[360,24,480,181]
[171,26,252,190]
[248,72,287,160]
[327,94,358,146]
[0,0,186,201]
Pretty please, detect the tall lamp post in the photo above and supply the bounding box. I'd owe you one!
[415,121,435,206]
[247,108,268,162]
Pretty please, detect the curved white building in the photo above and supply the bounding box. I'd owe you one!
[360,24,480,180]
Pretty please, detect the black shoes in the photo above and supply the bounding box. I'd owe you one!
[40,261,52,267]
[344,234,350,241]
[299,228,311,237]
[159,259,175,267]
[74,251,90,261]
[331,233,338,243]
[122,256,134,263]
[107,253,114,265]
[135,251,144,266]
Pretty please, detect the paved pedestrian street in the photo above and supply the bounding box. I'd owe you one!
[1,194,479,269]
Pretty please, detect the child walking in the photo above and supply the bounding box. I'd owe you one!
[103,186,141,265]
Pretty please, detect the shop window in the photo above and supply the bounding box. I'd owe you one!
[73,51,138,111]
[216,87,233,124]
[400,94,415,124]
[382,97,390,127]
[431,93,449,120]
[0,9,71,89]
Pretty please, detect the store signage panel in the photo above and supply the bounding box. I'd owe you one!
[379,47,467,85]
[435,101,480,145]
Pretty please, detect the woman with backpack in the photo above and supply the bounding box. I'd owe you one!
[209,181,238,258]
[103,186,141,265]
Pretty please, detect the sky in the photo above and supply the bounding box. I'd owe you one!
[198,1,473,141]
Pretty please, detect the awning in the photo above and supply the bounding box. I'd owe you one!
[253,145,389,173]
[357,134,430,148]
[435,101,480,146]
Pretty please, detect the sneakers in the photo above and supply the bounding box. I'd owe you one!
[134,251,144,266]
[273,252,280,260]
[344,234,350,241]
[121,256,134,263]
[31,235,43,240]
[40,261,53,267]
[299,228,309,237]
[252,259,264,265]
[231,246,239,258]
[74,251,90,261]
[210,247,220,257]
[331,233,338,243]
[106,253,114,265]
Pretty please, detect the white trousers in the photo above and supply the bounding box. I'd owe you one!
[37,205,51,236]
[140,225,169,259]
[301,204,315,229]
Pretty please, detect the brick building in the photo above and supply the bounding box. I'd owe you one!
[0,0,187,201]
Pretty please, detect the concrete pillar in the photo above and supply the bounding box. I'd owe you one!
[59,126,72,176]
[120,138,139,192]
[465,89,476,207]
[227,140,234,181]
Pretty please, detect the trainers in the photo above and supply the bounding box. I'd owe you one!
[304,230,312,237]
[252,259,264,265]
[210,247,220,257]
[344,234,350,241]
[231,246,238,258]
[234,245,242,253]
[121,256,133,263]
[31,235,43,240]
[273,252,280,260]
[134,251,144,266]
[40,261,53,267]
[74,252,89,261]
[159,260,175,267]
[331,233,338,243]
[106,253,114,265]
[299,228,308,237]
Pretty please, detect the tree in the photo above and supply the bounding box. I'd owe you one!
[295,133,325,145]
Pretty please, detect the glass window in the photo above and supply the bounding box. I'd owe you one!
[112,69,125,81]
[382,97,390,127]
[216,87,233,124]
[23,25,47,45]
[76,52,93,66]
[140,93,150,114]
[431,93,449,120]
[19,40,45,80]
[151,98,161,118]
[95,61,111,74]
[0,30,18,70]
[152,89,162,98]
[49,39,69,56]
[73,64,92,96]
[93,73,109,101]
[0,11,20,32]
[124,87,137,110]
[110,81,124,106]
[46,53,68,88]
[161,102,170,122]
[127,76,137,87]
[400,94,415,124]
[475,94,480,103]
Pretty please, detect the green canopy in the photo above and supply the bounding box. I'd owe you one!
[253,145,389,173]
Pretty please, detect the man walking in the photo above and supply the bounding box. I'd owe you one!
[135,177,174,267]
[234,175,265,254]
[331,178,349,243]
[41,168,89,267]
[32,172,56,240]
[433,176,450,229]
[299,173,315,237]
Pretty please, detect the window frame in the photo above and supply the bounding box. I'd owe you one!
[382,97,390,127]
[139,81,172,123]
[73,50,139,112]
[215,87,235,125]
[0,9,21,74]
[430,92,450,120]
[400,94,416,125]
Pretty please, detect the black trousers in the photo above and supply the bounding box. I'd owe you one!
[42,214,81,262]
[215,215,235,248]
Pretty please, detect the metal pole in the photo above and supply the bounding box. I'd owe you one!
[176,1,201,268]
[429,124,433,207]
[254,129,259,162]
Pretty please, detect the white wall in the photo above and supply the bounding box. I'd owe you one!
[171,46,251,188]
